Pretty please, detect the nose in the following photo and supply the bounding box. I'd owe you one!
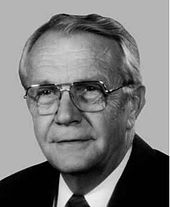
[54,91,82,126]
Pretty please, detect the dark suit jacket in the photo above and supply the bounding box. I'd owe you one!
[0,134,169,207]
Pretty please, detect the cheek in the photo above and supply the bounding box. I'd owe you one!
[86,112,114,147]
[32,114,54,143]
[92,106,127,148]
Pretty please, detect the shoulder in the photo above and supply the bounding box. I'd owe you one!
[0,161,59,205]
[132,134,168,168]
[122,134,169,206]
[110,135,169,207]
[0,161,56,187]
[129,134,169,185]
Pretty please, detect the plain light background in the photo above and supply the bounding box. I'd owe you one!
[0,0,168,180]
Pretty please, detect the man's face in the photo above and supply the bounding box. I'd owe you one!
[26,31,131,174]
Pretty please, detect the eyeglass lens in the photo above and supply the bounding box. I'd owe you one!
[28,82,107,114]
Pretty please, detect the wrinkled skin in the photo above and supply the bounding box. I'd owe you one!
[25,31,144,193]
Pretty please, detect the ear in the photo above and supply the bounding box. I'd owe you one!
[126,85,146,129]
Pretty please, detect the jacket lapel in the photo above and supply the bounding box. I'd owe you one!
[107,135,154,207]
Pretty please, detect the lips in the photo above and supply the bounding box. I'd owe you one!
[50,132,95,143]
[49,126,94,144]
[57,138,93,143]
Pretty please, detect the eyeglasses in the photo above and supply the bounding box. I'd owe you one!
[24,80,133,114]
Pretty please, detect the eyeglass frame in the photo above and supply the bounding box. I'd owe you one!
[24,80,134,112]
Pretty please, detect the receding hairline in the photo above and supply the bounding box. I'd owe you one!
[19,13,142,88]
[27,14,128,53]
[28,29,124,57]
[26,30,124,83]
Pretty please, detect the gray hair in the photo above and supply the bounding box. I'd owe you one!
[19,13,142,89]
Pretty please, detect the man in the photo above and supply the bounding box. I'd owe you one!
[0,14,168,207]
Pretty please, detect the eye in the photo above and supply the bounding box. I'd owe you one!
[75,84,101,94]
[35,86,59,105]
[84,87,101,99]
[85,85,98,91]
[74,83,103,101]
[37,88,54,96]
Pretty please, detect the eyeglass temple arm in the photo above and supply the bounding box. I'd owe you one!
[106,81,135,94]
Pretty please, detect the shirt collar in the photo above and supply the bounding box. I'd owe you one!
[56,146,132,207]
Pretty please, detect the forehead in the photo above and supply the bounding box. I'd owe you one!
[26,31,123,85]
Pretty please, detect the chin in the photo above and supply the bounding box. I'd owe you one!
[55,162,89,173]
[48,157,97,174]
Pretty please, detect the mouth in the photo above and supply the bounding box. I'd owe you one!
[57,138,93,144]
[50,135,95,145]
[50,137,95,151]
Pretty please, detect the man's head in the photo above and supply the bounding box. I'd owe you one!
[19,14,145,175]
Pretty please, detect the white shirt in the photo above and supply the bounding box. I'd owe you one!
[54,147,132,207]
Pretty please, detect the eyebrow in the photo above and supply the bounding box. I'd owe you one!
[30,75,110,87]
[31,80,55,85]
[75,76,110,84]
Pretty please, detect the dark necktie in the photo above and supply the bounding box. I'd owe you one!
[65,194,90,207]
